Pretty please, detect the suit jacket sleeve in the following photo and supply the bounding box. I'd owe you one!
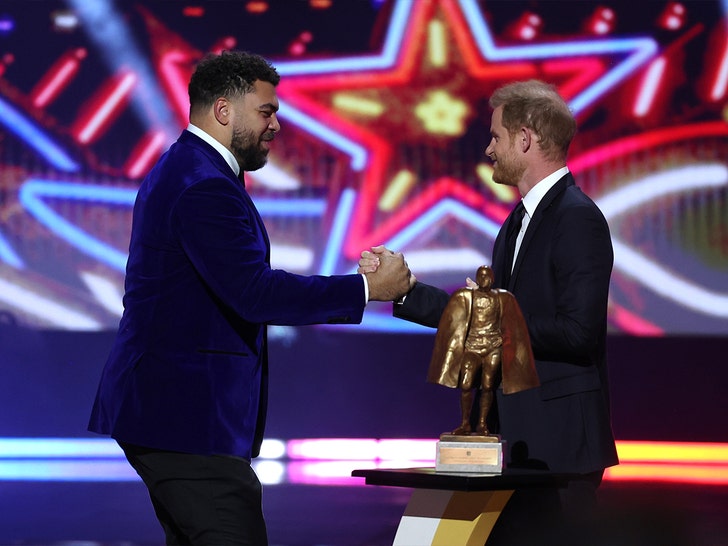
[393,282,451,328]
[173,176,365,326]
[526,200,613,361]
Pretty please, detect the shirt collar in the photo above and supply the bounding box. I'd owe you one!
[521,166,569,217]
[186,123,241,177]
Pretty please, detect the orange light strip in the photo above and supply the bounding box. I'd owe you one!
[608,441,728,485]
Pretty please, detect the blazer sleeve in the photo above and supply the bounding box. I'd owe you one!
[393,282,451,329]
[527,201,613,360]
[172,176,365,326]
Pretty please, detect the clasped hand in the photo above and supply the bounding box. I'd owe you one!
[360,245,479,294]
[358,245,417,301]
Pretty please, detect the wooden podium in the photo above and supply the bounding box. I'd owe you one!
[351,467,572,545]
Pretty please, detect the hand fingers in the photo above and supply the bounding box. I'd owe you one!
[359,257,380,269]
[371,245,394,255]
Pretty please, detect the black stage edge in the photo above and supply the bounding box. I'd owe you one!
[352,466,574,491]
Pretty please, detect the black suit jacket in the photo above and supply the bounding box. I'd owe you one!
[396,173,618,473]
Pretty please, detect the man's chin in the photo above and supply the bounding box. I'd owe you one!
[492,175,515,187]
[240,153,269,172]
[244,160,267,172]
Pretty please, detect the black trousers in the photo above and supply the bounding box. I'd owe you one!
[487,470,604,546]
[120,442,267,546]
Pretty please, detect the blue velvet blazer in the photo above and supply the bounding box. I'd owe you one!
[89,131,365,459]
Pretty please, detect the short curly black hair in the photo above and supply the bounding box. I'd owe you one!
[188,50,280,115]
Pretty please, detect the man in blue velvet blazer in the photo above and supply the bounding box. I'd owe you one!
[361,81,618,521]
[88,51,411,544]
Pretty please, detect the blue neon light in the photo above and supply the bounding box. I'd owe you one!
[275,0,413,76]
[0,437,123,458]
[385,199,501,251]
[255,197,327,216]
[0,231,25,269]
[271,2,418,171]
[0,460,139,482]
[20,180,135,271]
[335,198,502,334]
[320,189,357,275]
[18,179,329,273]
[0,97,79,172]
[273,0,658,176]
[457,0,658,114]
[277,100,369,171]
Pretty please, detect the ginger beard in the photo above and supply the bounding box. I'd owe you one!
[491,134,526,187]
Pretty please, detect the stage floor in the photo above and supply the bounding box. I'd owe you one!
[1,472,727,546]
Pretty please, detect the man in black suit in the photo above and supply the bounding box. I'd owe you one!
[360,80,618,520]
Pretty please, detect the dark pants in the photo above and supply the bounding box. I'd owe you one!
[487,471,604,546]
[120,442,267,546]
[558,470,603,520]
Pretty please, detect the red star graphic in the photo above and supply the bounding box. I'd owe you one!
[276,0,609,258]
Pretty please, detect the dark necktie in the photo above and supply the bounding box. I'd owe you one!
[504,202,525,284]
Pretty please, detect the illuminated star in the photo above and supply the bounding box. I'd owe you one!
[414,89,469,136]
[274,0,658,259]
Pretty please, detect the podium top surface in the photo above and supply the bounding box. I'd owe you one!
[351,467,576,492]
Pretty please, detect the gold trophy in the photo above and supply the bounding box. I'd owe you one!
[428,266,539,473]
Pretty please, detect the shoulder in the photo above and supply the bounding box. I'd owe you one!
[553,184,608,225]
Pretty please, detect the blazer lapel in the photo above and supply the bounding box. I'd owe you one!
[508,173,574,289]
[244,187,271,264]
[494,204,523,288]
[181,131,272,264]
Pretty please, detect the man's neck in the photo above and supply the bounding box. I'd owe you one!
[517,161,567,197]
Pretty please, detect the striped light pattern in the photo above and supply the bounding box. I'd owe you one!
[1,438,726,486]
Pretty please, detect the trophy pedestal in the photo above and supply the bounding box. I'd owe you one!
[436,434,504,474]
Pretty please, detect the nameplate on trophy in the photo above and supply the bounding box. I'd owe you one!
[435,437,504,474]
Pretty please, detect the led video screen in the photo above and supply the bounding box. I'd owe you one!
[0,0,726,335]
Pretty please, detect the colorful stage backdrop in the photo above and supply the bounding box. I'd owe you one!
[0,0,727,337]
[0,1,727,481]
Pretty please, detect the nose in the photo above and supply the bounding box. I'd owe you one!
[485,140,494,159]
[269,114,281,133]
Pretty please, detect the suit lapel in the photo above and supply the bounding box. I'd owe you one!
[501,202,524,287]
[508,173,574,290]
[494,205,522,288]
[244,186,271,264]
[182,131,272,265]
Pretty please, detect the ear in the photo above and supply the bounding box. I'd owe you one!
[213,97,231,126]
[519,127,531,153]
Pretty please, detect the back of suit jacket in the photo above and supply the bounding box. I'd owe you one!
[89,130,365,459]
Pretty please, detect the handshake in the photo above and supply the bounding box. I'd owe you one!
[358,245,417,302]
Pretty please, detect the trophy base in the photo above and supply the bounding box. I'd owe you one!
[435,434,504,474]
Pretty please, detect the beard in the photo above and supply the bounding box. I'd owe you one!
[492,150,525,187]
[231,126,270,172]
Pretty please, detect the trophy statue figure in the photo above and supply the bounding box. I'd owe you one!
[428,265,539,440]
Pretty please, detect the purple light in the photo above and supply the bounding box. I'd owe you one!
[0,16,14,33]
